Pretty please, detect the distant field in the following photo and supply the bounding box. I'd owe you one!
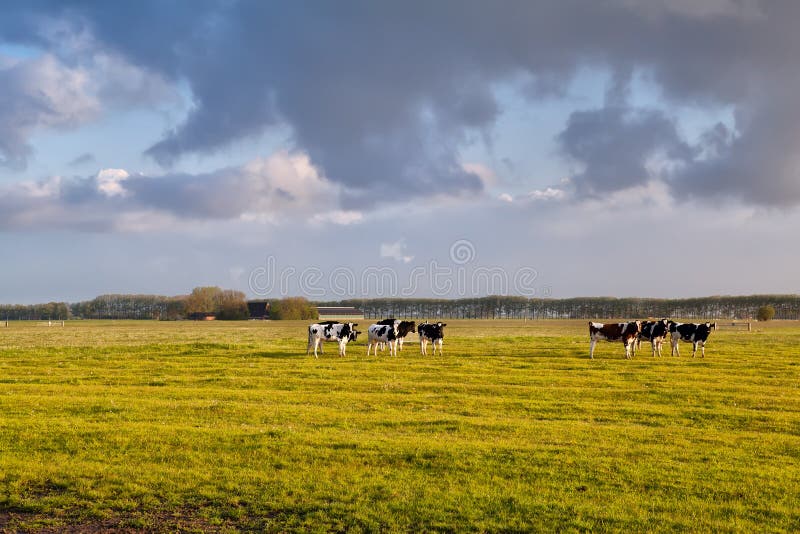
[1,320,799,532]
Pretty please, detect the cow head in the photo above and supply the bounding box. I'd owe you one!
[349,329,361,342]
[707,322,716,331]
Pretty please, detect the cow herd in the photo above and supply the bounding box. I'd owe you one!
[589,319,717,359]
[305,318,717,360]
[306,319,446,358]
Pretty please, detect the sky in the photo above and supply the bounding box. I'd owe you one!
[2,0,800,303]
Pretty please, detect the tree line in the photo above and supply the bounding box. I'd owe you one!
[322,295,800,321]
[2,294,799,321]
[2,288,247,321]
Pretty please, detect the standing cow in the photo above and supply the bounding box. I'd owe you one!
[375,319,417,351]
[668,321,716,357]
[418,322,446,356]
[638,318,671,357]
[306,322,360,358]
[367,322,400,357]
[589,321,642,359]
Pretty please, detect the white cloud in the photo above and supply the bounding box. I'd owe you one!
[96,168,130,197]
[311,210,364,226]
[498,193,514,203]
[527,187,566,201]
[380,239,414,263]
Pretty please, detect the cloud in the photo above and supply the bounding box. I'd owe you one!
[4,1,800,206]
[0,47,173,170]
[310,210,364,226]
[96,168,130,197]
[0,151,352,231]
[527,187,567,201]
[68,152,95,167]
[380,240,414,263]
[0,54,99,168]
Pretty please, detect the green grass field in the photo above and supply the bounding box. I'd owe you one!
[1,320,799,532]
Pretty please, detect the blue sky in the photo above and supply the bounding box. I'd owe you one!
[1,1,799,303]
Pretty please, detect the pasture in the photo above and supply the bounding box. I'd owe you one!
[1,319,799,532]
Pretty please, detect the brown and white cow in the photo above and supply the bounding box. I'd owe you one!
[589,321,642,359]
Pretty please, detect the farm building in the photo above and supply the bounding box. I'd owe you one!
[317,306,364,321]
[247,300,271,319]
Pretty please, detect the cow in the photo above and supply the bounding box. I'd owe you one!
[418,322,446,356]
[588,321,642,359]
[306,322,360,358]
[638,318,671,357]
[366,322,400,357]
[668,321,716,357]
[376,319,416,351]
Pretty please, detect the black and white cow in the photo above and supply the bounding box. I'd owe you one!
[668,321,716,357]
[376,318,416,351]
[589,321,642,359]
[367,322,400,356]
[418,322,446,356]
[306,322,360,358]
[638,318,671,357]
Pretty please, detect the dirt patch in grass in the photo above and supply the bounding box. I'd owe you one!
[0,509,240,533]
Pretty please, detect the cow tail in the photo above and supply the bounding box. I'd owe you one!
[306,326,312,354]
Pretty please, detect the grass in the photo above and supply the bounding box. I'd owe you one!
[1,319,799,532]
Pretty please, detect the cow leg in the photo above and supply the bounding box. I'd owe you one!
[651,340,657,357]
[313,339,320,359]
[366,341,372,356]
[436,339,443,356]
[420,338,427,355]
[589,339,596,359]
[671,337,679,357]
[700,341,705,358]
[624,340,631,359]
[692,341,697,358]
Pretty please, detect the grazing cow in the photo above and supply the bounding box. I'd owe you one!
[418,322,446,356]
[588,321,642,359]
[668,321,716,357]
[376,319,416,351]
[306,322,360,358]
[367,323,400,356]
[638,318,671,357]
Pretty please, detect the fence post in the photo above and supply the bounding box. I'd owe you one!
[748,322,751,331]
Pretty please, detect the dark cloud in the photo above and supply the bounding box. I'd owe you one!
[4,1,800,205]
[557,106,693,197]
[68,152,95,167]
